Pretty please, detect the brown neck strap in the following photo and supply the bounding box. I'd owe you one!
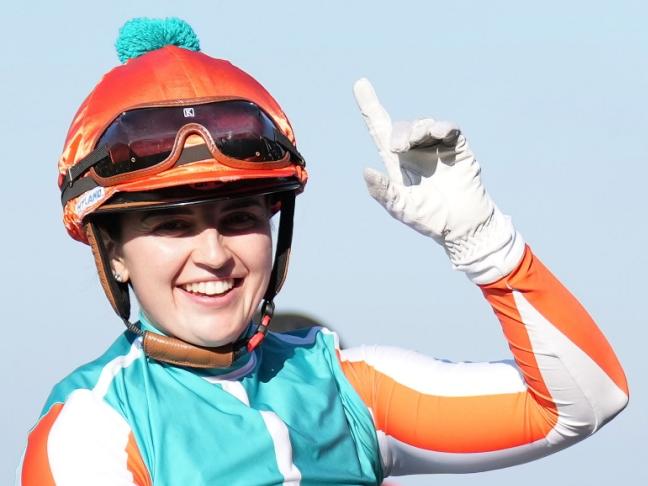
[142,331,238,368]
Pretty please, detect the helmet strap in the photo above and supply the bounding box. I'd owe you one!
[85,221,131,320]
[247,191,295,352]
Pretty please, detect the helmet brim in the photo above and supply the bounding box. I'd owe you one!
[90,177,301,216]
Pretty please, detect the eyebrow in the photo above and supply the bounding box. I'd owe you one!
[220,198,266,211]
[138,198,266,223]
[139,207,193,224]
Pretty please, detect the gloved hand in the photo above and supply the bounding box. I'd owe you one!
[353,78,525,284]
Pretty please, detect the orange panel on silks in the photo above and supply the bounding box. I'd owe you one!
[341,363,557,454]
[21,403,62,485]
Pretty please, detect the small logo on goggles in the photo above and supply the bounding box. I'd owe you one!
[183,107,195,118]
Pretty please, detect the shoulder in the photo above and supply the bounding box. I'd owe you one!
[43,332,144,413]
[266,326,341,353]
[259,326,346,383]
[21,333,150,485]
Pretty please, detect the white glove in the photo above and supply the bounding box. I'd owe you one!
[353,78,525,284]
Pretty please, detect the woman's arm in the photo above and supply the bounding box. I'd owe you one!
[348,79,628,476]
[340,245,628,475]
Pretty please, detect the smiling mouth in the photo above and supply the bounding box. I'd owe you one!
[180,279,236,296]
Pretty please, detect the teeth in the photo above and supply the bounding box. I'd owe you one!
[182,279,234,296]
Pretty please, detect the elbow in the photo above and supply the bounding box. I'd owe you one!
[593,377,629,432]
[551,383,629,442]
[598,385,629,428]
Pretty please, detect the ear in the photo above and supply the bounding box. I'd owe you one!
[99,226,130,283]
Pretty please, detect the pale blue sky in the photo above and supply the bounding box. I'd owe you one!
[3,1,647,484]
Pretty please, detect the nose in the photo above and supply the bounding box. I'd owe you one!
[191,227,233,271]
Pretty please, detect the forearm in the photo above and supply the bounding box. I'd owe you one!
[480,245,628,435]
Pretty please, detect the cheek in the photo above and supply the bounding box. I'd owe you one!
[122,237,188,286]
[249,234,273,276]
[228,228,273,282]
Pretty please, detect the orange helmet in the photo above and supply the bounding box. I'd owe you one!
[58,18,307,367]
[59,17,306,243]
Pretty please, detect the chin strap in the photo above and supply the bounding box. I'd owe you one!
[85,191,296,369]
[246,191,295,352]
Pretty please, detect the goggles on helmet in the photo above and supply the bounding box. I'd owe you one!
[61,99,305,205]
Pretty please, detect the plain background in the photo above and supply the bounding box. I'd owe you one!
[3,1,646,484]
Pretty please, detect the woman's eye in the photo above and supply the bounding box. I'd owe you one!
[152,220,192,235]
[221,212,263,232]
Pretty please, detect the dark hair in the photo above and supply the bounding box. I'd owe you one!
[91,213,124,243]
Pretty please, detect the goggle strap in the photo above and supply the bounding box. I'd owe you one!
[62,175,99,206]
[61,144,216,206]
[275,131,305,166]
[62,145,110,188]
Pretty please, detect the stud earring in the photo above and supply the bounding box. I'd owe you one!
[113,272,123,282]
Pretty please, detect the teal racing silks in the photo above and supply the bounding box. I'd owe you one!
[33,318,382,485]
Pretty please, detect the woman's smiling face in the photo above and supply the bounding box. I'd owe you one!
[109,196,273,347]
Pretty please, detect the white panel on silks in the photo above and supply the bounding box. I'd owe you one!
[209,379,302,486]
[341,345,527,397]
[47,390,137,486]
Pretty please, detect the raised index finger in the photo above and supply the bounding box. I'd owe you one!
[353,78,401,182]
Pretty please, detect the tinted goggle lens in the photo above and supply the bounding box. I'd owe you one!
[93,100,291,178]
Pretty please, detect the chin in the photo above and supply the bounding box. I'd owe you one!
[189,321,249,348]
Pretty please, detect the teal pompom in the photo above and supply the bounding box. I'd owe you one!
[115,17,200,63]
